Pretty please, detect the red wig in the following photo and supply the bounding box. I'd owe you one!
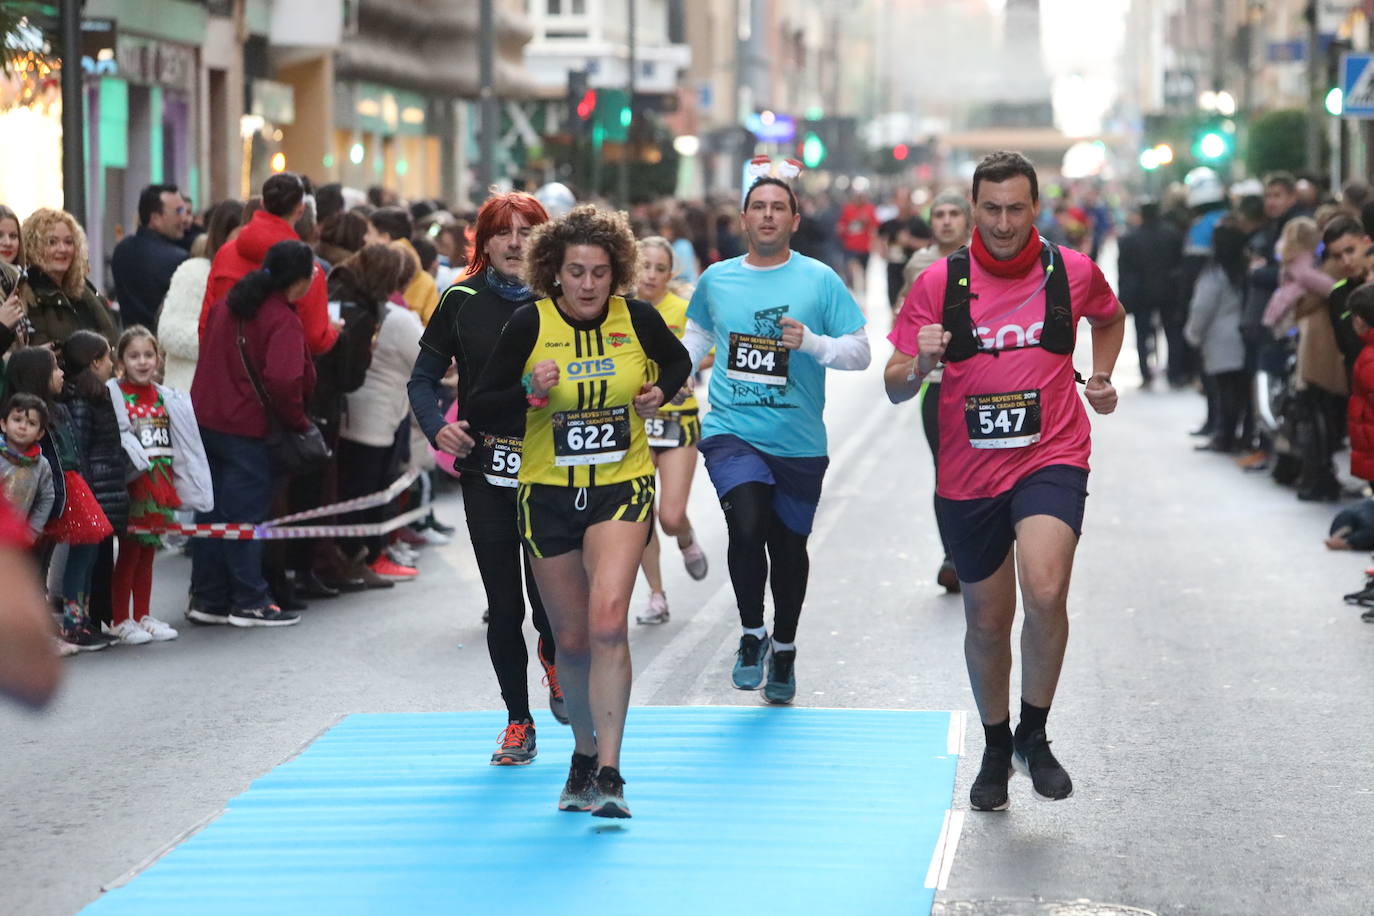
[463,192,550,279]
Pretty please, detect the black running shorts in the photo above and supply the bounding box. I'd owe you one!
[934,464,1088,584]
[517,476,656,558]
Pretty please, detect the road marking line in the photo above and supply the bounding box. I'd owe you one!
[924,809,953,889]
[937,810,965,890]
[946,710,967,756]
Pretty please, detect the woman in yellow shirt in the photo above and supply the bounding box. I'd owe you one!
[468,207,690,818]
[633,236,711,625]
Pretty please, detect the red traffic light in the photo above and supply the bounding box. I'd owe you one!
[576,89,597,120]
[893,143,909,161]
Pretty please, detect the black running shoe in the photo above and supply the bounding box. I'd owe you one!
[1012,729,1074,800]
[969,745,1013,811]
[1344,583,1374,606]
[937,559,961,594]
[558,751,598,811]
[591,765,631,819]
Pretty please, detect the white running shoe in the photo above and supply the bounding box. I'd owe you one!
[417,526,450,546]
[138,616,179,641]
[681,540,709,580]
[387,543,419,567]
[635,591,670,625]
[109,619,153,645]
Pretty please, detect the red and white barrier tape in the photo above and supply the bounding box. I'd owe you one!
[126,471,429,540]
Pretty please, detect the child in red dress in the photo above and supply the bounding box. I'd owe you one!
[108,325,212,642]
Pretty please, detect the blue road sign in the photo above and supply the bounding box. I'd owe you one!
[1342,53,1374,118]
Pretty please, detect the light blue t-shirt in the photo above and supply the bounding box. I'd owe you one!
[687,252,865,457]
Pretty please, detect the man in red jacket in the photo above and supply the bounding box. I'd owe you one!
[199,172,339,355]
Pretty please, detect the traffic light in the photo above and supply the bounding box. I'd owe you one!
[577,89,597,121]
[893,143,909,161]
[1192,120,1235,163]
[800,132,826,168]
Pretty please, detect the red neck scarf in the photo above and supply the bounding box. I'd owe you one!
[971,227,1042,279]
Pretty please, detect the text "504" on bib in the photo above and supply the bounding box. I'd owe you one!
[726,333,789,386]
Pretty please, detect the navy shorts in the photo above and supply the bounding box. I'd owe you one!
[935,464,1089,584]
[698,434,829,536]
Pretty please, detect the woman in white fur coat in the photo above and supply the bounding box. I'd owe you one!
[156,200,245,391]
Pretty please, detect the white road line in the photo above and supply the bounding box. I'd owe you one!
[946,710,967,756]
[937,810,965,890]
[923,809,953,889]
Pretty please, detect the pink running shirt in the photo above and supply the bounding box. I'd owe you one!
[889,246,1121,500]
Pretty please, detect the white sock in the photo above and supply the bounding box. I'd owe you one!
[771,640,796,653]
[742,626,768,640]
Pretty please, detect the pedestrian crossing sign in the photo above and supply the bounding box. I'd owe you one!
[1341,53,1374,118]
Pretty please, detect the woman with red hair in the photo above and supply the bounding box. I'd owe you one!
[407,191,565,765]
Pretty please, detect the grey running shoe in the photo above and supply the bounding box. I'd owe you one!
[1012,729,1074,800]
[559,752,598,811]
[490,720,537,766]
[536,638,568,726]
[681,540,709,580]
[591,765,631,819]
[635,591,670,625]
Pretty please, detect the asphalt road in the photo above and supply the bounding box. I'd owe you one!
[3,251,1372,915]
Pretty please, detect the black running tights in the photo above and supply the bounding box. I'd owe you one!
[463,479,556,722]
[721,482,809,644]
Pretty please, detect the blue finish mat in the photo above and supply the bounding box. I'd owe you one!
[84,707,959,915]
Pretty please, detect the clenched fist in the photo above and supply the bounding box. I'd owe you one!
[530,359,560,398]
[1084,372,1117,415]
[633,382,665,418]
[916,323,952,375]
[778,316,806,350]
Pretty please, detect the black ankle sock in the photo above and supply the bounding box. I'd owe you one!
[983,718,1013,753]
[1014,700,1050,743]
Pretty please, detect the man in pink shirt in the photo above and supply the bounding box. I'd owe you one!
[885,151,1126,812]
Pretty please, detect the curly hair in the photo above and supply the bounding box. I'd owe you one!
[523,205,637,299]
[22,208,91,299]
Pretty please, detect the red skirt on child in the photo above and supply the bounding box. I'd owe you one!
[44,470,114,544]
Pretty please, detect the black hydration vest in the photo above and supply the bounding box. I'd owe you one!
[941,241,1074,363]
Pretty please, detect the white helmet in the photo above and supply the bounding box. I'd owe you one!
[535,182,576,218]
[1230,178,1263,199]
[1184,167,1225,207]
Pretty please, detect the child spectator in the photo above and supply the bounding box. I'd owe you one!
[1262,217,1333,334]
[0,393,55,541]
[57,331,130,643]
[107,325,213,642]
[6,344,110,650]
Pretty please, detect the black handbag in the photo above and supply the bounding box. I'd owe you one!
[236,320,331,475]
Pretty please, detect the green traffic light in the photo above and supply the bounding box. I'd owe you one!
[1198,132,1228,160]
[802,132,826,168]
[620,106,632,129]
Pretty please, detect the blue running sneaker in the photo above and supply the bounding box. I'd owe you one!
[762,649,796,704]
[731,633,770,690]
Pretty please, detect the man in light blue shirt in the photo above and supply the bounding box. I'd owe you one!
[683,176,870,703]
